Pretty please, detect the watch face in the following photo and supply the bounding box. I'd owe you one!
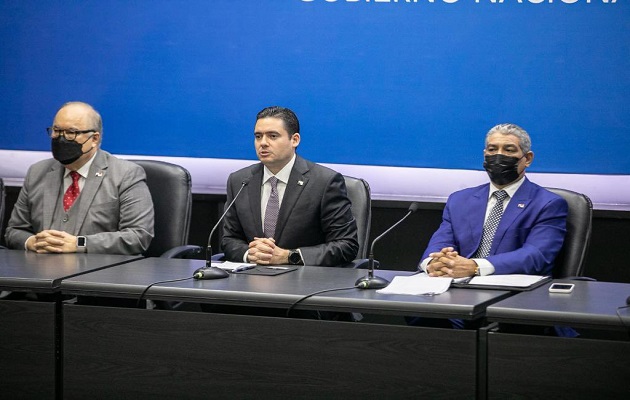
[289,251,301,264]
[77,237,86,247]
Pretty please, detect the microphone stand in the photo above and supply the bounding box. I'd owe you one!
[196,180,249,279]
[356,202,419,289]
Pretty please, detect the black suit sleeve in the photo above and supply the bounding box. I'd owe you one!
[298,172,359,266]
[220,174,250,261]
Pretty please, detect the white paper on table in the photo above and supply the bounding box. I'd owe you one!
[211,261,256,271]
[376,273,452,296]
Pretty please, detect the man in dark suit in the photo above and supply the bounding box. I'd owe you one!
[221,106,358,267]
[421,123,568,278]
[5,101,154,255]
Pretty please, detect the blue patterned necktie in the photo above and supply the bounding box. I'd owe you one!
[474,190,509,258]
[263,177,279,238]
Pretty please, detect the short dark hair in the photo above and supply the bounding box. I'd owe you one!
[256,106,300,137]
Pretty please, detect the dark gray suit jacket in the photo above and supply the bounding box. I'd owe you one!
[5,150,154,255]
[221,155,358,266]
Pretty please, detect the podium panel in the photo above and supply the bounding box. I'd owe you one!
[64,305,478,399]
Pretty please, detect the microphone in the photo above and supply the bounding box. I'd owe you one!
[194,179,249,280]
[356,202,420,289]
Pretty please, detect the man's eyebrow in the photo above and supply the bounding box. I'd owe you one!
[52,125,81,130]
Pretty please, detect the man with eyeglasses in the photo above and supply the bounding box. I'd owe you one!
[4,101,154,255]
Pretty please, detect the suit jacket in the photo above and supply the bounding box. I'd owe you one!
[221,155,359,266]
[5,150,154,255]
[422,177,568,275]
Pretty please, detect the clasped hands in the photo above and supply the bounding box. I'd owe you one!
[27,230,79,253]
[247,237,289,265]
[426,247,477,278]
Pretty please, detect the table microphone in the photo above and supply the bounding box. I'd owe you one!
[194,179,249,280]
[356,202,420,289]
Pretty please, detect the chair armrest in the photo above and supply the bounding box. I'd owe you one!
[210,253,226,262]
[566,276,597,281]
[346,258,380,269]
[160,245,202,259]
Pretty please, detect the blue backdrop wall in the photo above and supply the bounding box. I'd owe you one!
[1,0,629,174]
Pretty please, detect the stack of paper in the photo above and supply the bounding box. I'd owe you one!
[376,274,452,296]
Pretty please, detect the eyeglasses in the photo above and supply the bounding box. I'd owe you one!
[46,127,96,141]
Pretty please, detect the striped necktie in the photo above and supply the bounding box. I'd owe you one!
[474,190,509,258]
[263,177,279,238]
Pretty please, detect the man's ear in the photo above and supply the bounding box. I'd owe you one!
[291,132,300,148]
[92,132,101,147]
[524,151,534,167]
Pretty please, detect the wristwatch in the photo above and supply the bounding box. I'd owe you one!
[77,236,87,253]
[288,249,303,265]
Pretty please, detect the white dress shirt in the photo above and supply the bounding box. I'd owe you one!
[242,154,298,262]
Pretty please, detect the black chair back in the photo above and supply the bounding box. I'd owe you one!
[0,178,5,246]
[546,187,593,278]
[343,175,372,259]
[131,160,192,258]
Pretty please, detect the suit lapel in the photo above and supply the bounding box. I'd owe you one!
[491,178,533,253]
[274,156,309,241]
[248,165,264,237]
[74,151,108,234]
[468,184,490,255]
[43,164,64,229]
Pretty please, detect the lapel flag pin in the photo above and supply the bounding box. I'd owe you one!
[297,180,304,186]
[517,203,525,208]
[96,171,104,177]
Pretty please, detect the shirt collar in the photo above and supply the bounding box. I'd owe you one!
[263,154,296,185]
[64,150,97,179]
[488,175,525,199]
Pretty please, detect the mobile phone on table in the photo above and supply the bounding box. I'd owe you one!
[548,283,574,294]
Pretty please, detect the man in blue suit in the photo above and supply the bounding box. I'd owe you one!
[421,123,568,278]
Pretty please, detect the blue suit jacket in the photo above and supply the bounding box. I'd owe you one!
[422,178,568,275]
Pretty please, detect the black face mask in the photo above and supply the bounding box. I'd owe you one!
[483,154,523,186]
[51,135,93,165]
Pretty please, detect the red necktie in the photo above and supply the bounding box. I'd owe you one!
[63,171,81,212]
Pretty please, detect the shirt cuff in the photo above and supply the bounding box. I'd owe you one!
[419,257,432,273]
[471,258,495,276]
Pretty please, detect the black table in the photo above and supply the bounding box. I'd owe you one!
[60,258,511,399]
[483,280,630,399]
[0,249,142,400]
